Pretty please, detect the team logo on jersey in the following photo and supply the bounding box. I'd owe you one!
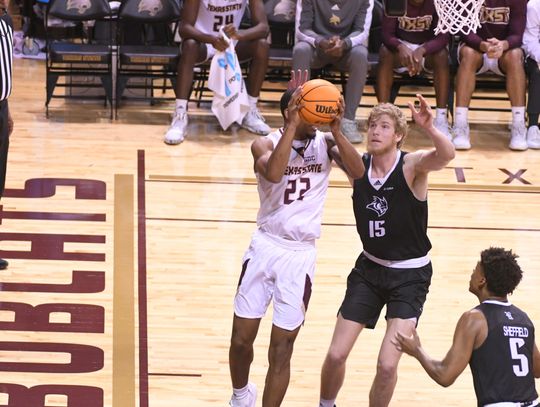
[138,0,163,17]
[505,311,514,320]
[329,13,340,26]
[479,6,510,24]
[366,196,388,217]
[398,15,433,32]
[66,0,91,15]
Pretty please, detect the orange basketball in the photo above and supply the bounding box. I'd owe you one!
[298,79,341,125]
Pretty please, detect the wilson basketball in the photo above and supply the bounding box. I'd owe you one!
[298,79,341,125]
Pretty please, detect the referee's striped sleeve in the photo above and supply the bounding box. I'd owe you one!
[0,17,13,101]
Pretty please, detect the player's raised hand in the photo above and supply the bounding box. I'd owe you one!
[392,329,422,357]
[408,94,433,129]
[330,96,345,135]
[287,87,305,127]
[288,69,309,90]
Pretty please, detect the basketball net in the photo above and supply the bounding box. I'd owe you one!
[434,0,485,35]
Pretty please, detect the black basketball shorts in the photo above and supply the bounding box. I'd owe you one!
[339,253,433,328]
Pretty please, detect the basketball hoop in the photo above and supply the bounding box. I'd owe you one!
[434,0,485,35]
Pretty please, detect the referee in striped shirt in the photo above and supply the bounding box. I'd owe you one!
[0,0,13,270]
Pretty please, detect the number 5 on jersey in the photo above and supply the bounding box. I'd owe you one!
[509,337,529,377]
[369,220,386,238]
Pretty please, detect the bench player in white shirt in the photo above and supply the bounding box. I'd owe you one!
[228,71,364,407]
[164,0,272,144]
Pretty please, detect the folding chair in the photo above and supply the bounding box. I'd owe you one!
[115,0,181,116]
[45,0,114,118]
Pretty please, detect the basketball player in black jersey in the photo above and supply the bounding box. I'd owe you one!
[395,247,540,407]
[318,95,456,407]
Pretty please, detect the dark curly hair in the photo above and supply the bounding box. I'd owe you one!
[480,247,523,296]
[280,88,296,119]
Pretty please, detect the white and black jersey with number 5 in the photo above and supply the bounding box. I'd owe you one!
[470,300,538,406]
[256,129,332,243]
[352,151,432,261]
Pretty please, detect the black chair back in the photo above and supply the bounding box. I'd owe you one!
[119,0,181,23]
[369,0,384,54]
[48,0,111,21]
[383,0,406,17]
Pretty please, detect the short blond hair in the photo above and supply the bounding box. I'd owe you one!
[367,103,408,148]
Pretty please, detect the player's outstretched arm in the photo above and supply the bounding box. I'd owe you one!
[394,310,483,387]
[252,88,303,183]
[327,97,365,181]
[408,94,455,173]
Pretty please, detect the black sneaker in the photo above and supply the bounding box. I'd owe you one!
[0,258,8,270]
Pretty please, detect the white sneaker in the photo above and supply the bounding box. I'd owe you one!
[241,108,271,135]
[164,110,188,145]
[229,382,257,407]
[527,125,540,149]
[509,123,528,151]
[433,117,452,141]
[341,118,363,143]
[452,124,471,150]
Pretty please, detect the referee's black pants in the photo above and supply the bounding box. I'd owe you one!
[0,99,10,197]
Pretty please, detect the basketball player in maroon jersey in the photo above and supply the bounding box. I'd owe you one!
[452,0,528,151]
[377,0,451,139]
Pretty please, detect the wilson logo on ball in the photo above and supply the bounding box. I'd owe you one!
[315,105,338,114]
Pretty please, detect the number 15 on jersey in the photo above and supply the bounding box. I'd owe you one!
[369,220,386,238]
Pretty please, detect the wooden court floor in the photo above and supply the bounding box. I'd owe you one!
[0,58,539,406]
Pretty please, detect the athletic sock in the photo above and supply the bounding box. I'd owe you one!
[175,99,188,112]
[232,383,249,399]
[248,95,258,109]
[454,107,468,128]
[511,107,526,127]
[436,108,447,121]
[319,398,336,407]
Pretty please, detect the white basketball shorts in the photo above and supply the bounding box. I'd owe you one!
[234,229,316,331]
[458,42,504,76]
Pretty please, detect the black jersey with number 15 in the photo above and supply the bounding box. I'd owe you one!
[352,152,432,261]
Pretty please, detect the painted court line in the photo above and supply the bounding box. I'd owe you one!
[138,150,149,407]
[113,174,135,407]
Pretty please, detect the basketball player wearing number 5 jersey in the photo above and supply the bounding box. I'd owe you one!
[319,95,455,407]
[164,0,271,144]
[228,82,364,407]
[395,247,540,407]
